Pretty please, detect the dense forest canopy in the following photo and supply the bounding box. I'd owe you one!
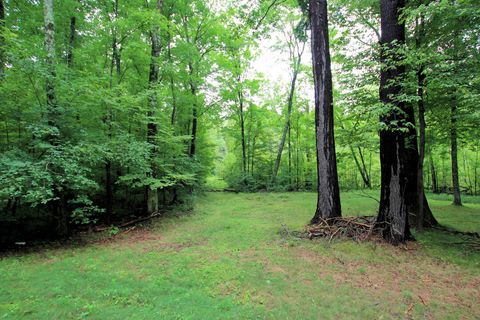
[0,0,479,245]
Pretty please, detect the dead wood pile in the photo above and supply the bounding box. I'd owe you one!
[305,216,376,242]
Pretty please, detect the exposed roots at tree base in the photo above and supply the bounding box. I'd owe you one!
[304,216,377,242]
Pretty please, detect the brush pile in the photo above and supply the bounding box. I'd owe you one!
[306,216,376,242]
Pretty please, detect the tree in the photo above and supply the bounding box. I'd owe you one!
[146,0,164,214]
[309,0,341,223]
[271,16,306,185]
[0,0,5,78]
[376,0,411,244]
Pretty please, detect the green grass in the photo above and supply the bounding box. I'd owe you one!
[1,192,479,319]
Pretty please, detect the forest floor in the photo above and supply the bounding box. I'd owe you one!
[1,192,479,319]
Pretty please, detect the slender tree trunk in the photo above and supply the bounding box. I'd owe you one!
[167,21,177,126]
[350,146,371,188]
[450,103,462,205]
[474,150,478,195]
[430,153,438,193]
[271,66,300,184]
[271,40,305,185]
[296,114,300,190]
[146,0,163,214]
[105,0,120,221]
[238,89,247,176]
[309,0,341,223]
[0,0,5,79]
[44,0,67,236]
[376,0,411,244]
[416,64,426,230]
[188,64,198,157]
[246,107,253,174]
[357,147,371,188]
[66,16,76,68]
[288,120,292,186]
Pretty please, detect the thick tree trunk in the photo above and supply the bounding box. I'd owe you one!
[146,0,163,214]
[450,103,462,206]
[376,0,411,244]
[309,0,341,223]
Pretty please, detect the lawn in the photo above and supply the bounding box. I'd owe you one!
[1,192,479,319]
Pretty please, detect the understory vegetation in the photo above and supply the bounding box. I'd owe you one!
[1,192,479,319]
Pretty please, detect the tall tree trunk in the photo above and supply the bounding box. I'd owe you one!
[288,119,292,186]
[0,0,5,79]
[146,0,163,214]
[44,0,67,236]
[188,63,198,157]
[238,88,247,176]
[66,16,76,68]
[411,4,438,230]
[271,61,301,184]
[450,103,462,205]
[429,152,438,193]
[309,0,341,223]
[296,114,300,190]
[376,0,411,244]
[167,19,177,126]
[105,0,120,221]
[416,63,426,230]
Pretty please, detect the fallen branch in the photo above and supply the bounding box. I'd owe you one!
[432,225,480,239]
[94,212,162,232]
[304,216,376,242]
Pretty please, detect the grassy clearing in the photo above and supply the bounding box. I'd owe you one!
[1,192,479,319]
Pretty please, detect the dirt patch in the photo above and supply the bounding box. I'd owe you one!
[234,243,479,317]
[110,228,209,253]
[289,245,480,317]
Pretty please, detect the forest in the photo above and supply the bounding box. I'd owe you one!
[0,0,479,318]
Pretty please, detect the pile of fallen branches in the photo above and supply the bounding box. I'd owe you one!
[305,216,376,242]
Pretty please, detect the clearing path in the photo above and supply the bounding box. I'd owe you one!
[1,192,479,319]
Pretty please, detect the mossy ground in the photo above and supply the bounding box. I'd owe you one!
[1,192,479,319]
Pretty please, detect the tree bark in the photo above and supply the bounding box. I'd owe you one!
[44,0,67,236]
[450,103,462,205]
[238,88,247,176]
[309,0,341,223]
[66,16,76,68]
[271,54,302,184]
[376,0,411,244]
[105,0,120,220]
[416,64,426,230]
[0,0,5,78]
[146,0,163,214]
[188,63,198,157]
[429,153,438,193]
[350,146,371,188]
